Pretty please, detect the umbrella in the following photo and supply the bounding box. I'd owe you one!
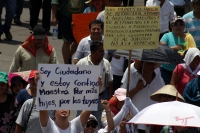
[114,44,184,64]
[128,101,200,127]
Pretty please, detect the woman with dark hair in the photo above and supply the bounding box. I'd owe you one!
[0,72,19,133]
[10,76,28,96]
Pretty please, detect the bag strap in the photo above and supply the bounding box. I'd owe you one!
[23,98,36,131]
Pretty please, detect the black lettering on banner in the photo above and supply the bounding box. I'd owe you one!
[82,96,98,107]
[73,96,81,104]
[39,88,69,95]
[40,67,51,77]
[38,97,56,108]
[59,99,70,107]
[55,67,91,75]
[74,87,84,94]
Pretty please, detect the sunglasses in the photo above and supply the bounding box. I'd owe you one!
[173,23,184,26]
[86,122,98,128]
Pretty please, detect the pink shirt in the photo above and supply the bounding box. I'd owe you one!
[173,64,198,94]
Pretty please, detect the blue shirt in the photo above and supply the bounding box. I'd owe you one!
[160,32,184,71]
[16,89,32,106]
[183,11,200,47]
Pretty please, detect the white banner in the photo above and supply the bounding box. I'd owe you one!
[36,64,100,110]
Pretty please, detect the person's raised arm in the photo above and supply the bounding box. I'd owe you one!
[40,110,49,127]
[101,100,114,132]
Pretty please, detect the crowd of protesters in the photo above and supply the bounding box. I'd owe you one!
[1,0,200,133]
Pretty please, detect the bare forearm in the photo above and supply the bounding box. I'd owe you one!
[39,110,49,127]
[105,108,114,132]
[52,4,58,18]
[15,124,23,133]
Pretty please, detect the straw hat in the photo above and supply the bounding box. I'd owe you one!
[134,60,161,71]
[150,85,185,102]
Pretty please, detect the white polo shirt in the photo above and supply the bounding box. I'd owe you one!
[74,35,108,60]
[121,71,165,130]
[76,55,113,93]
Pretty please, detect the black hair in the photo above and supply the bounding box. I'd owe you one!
[89,20,104,29]
[90,41,103,53]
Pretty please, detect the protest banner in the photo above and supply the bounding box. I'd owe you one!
[104,6,160,50]
[72,12,99,43]
[36,64,100,110]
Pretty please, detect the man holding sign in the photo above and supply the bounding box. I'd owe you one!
[76,41,113,128]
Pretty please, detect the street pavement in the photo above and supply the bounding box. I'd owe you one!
[0,7,77,120]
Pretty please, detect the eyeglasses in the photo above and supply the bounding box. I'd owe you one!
[86,122,98,128]
[173,23,184,26]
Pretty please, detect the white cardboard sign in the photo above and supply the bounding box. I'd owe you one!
[36,64,100,110]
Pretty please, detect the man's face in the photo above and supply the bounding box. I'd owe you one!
[34,39,45,48]
[193,1,200,13]
[109,0,122,7]
[92,46,104,61]
[90,24,102,39]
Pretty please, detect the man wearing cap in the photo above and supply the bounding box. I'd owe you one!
[51,0,87,64]
[183,0,200,48]
[9,26,58,72]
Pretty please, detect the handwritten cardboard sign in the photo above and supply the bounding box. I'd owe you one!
[104,6,160,50]
[36,64,100,110]
[73,12,99,43]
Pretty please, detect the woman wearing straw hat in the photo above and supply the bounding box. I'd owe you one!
[84,0,105,13]
[121,60,165,133]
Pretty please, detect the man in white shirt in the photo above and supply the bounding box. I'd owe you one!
[73,20,108,64]
[121,61,165,132]
[76,41,113,128]
[146,0,175,40]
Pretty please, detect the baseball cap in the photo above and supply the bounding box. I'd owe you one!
[114,88,126,101]
[171,16,184,25]
[32,26,46,39]
[29,70,38,79]
[0,72,8,84]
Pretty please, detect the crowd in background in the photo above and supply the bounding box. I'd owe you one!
[1,0,200,133]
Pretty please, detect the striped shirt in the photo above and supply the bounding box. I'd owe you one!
[183,11,200,47]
